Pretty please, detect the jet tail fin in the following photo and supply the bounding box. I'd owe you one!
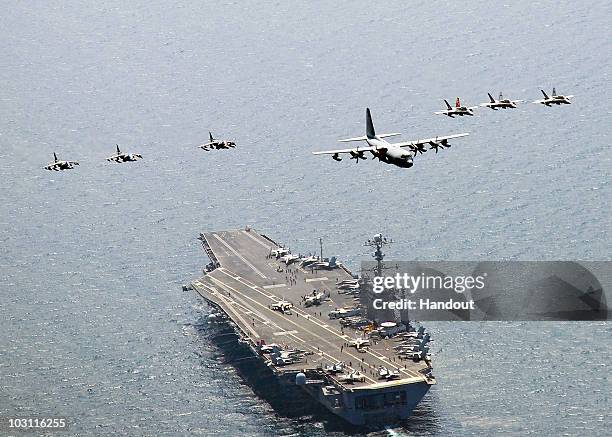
[455,97,461,108]
[54,152,58,162]
[444,99,452,110]
[209,131,214,142]
[365,108,376,139]
[488,93,495,103]
[116,144,121,154]
[541,89,549,99]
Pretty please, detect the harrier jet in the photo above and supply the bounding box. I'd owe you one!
[480,92,523,110]
[435,97,478,117]
[106,145,143,163]
[312,108,469,168]
[43,153,79,171]
[533,88,573,106]
[199,132,236,151]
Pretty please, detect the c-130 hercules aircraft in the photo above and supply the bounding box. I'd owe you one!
[312,108,469,168]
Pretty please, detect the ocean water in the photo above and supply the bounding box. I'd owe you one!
[1,1,610,435]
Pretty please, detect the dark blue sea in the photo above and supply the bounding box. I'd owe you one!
[1,1,610,435]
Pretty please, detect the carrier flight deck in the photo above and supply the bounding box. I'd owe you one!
[191,228,435,425]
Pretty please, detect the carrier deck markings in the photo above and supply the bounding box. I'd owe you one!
[212,268,421,380]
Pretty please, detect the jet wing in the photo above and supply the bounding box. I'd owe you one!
[393,133,469,148]
[312,146,378,155]
[434,110,451,115]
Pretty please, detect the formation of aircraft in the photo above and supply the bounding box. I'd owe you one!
[43,153,79,171]
[312,108,469,169]
[435,97,478,117]
[479,92,523,110]
[106,145,143,163]
[43,87,573,172]
[199,132,236,151]
[533,88,573,106]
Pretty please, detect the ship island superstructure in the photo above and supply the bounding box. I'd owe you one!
[191,228,435,426]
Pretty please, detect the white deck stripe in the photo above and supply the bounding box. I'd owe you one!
[241,230,274,250]
[305,277,328,283]
[213,269,423,381]
[213,234,267,279]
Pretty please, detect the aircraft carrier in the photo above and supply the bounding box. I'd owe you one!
[190,228,435,426]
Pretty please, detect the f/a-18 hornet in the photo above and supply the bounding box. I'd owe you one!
[533,88,573,106]
[199,132,236,151]
[480,92,523,110]
[106,145,143,163]
[43,152,79,171]
[435,97,478,117]
[312,108,468,168]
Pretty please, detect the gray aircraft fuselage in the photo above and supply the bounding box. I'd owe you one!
[365,137,414,168]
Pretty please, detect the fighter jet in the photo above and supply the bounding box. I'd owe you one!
[303,290,329,307]
[435,97,478,117]
[308,257,339,270]
[480,92,523,110]
[325,361,345,374]
[43,153,79,171]
[299,256,320,268]
[199,132,236,151]
[337,281,360,291]
[106,144,143,163]
[312,108,469,168]
[338,371,366,384]
[348,337,370,351]
[270,248,290,258]
[533,88,573,106]
[259,343,281,354]
[271,300,293,314]
[280,254,300,265]
[377,366,400,380]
